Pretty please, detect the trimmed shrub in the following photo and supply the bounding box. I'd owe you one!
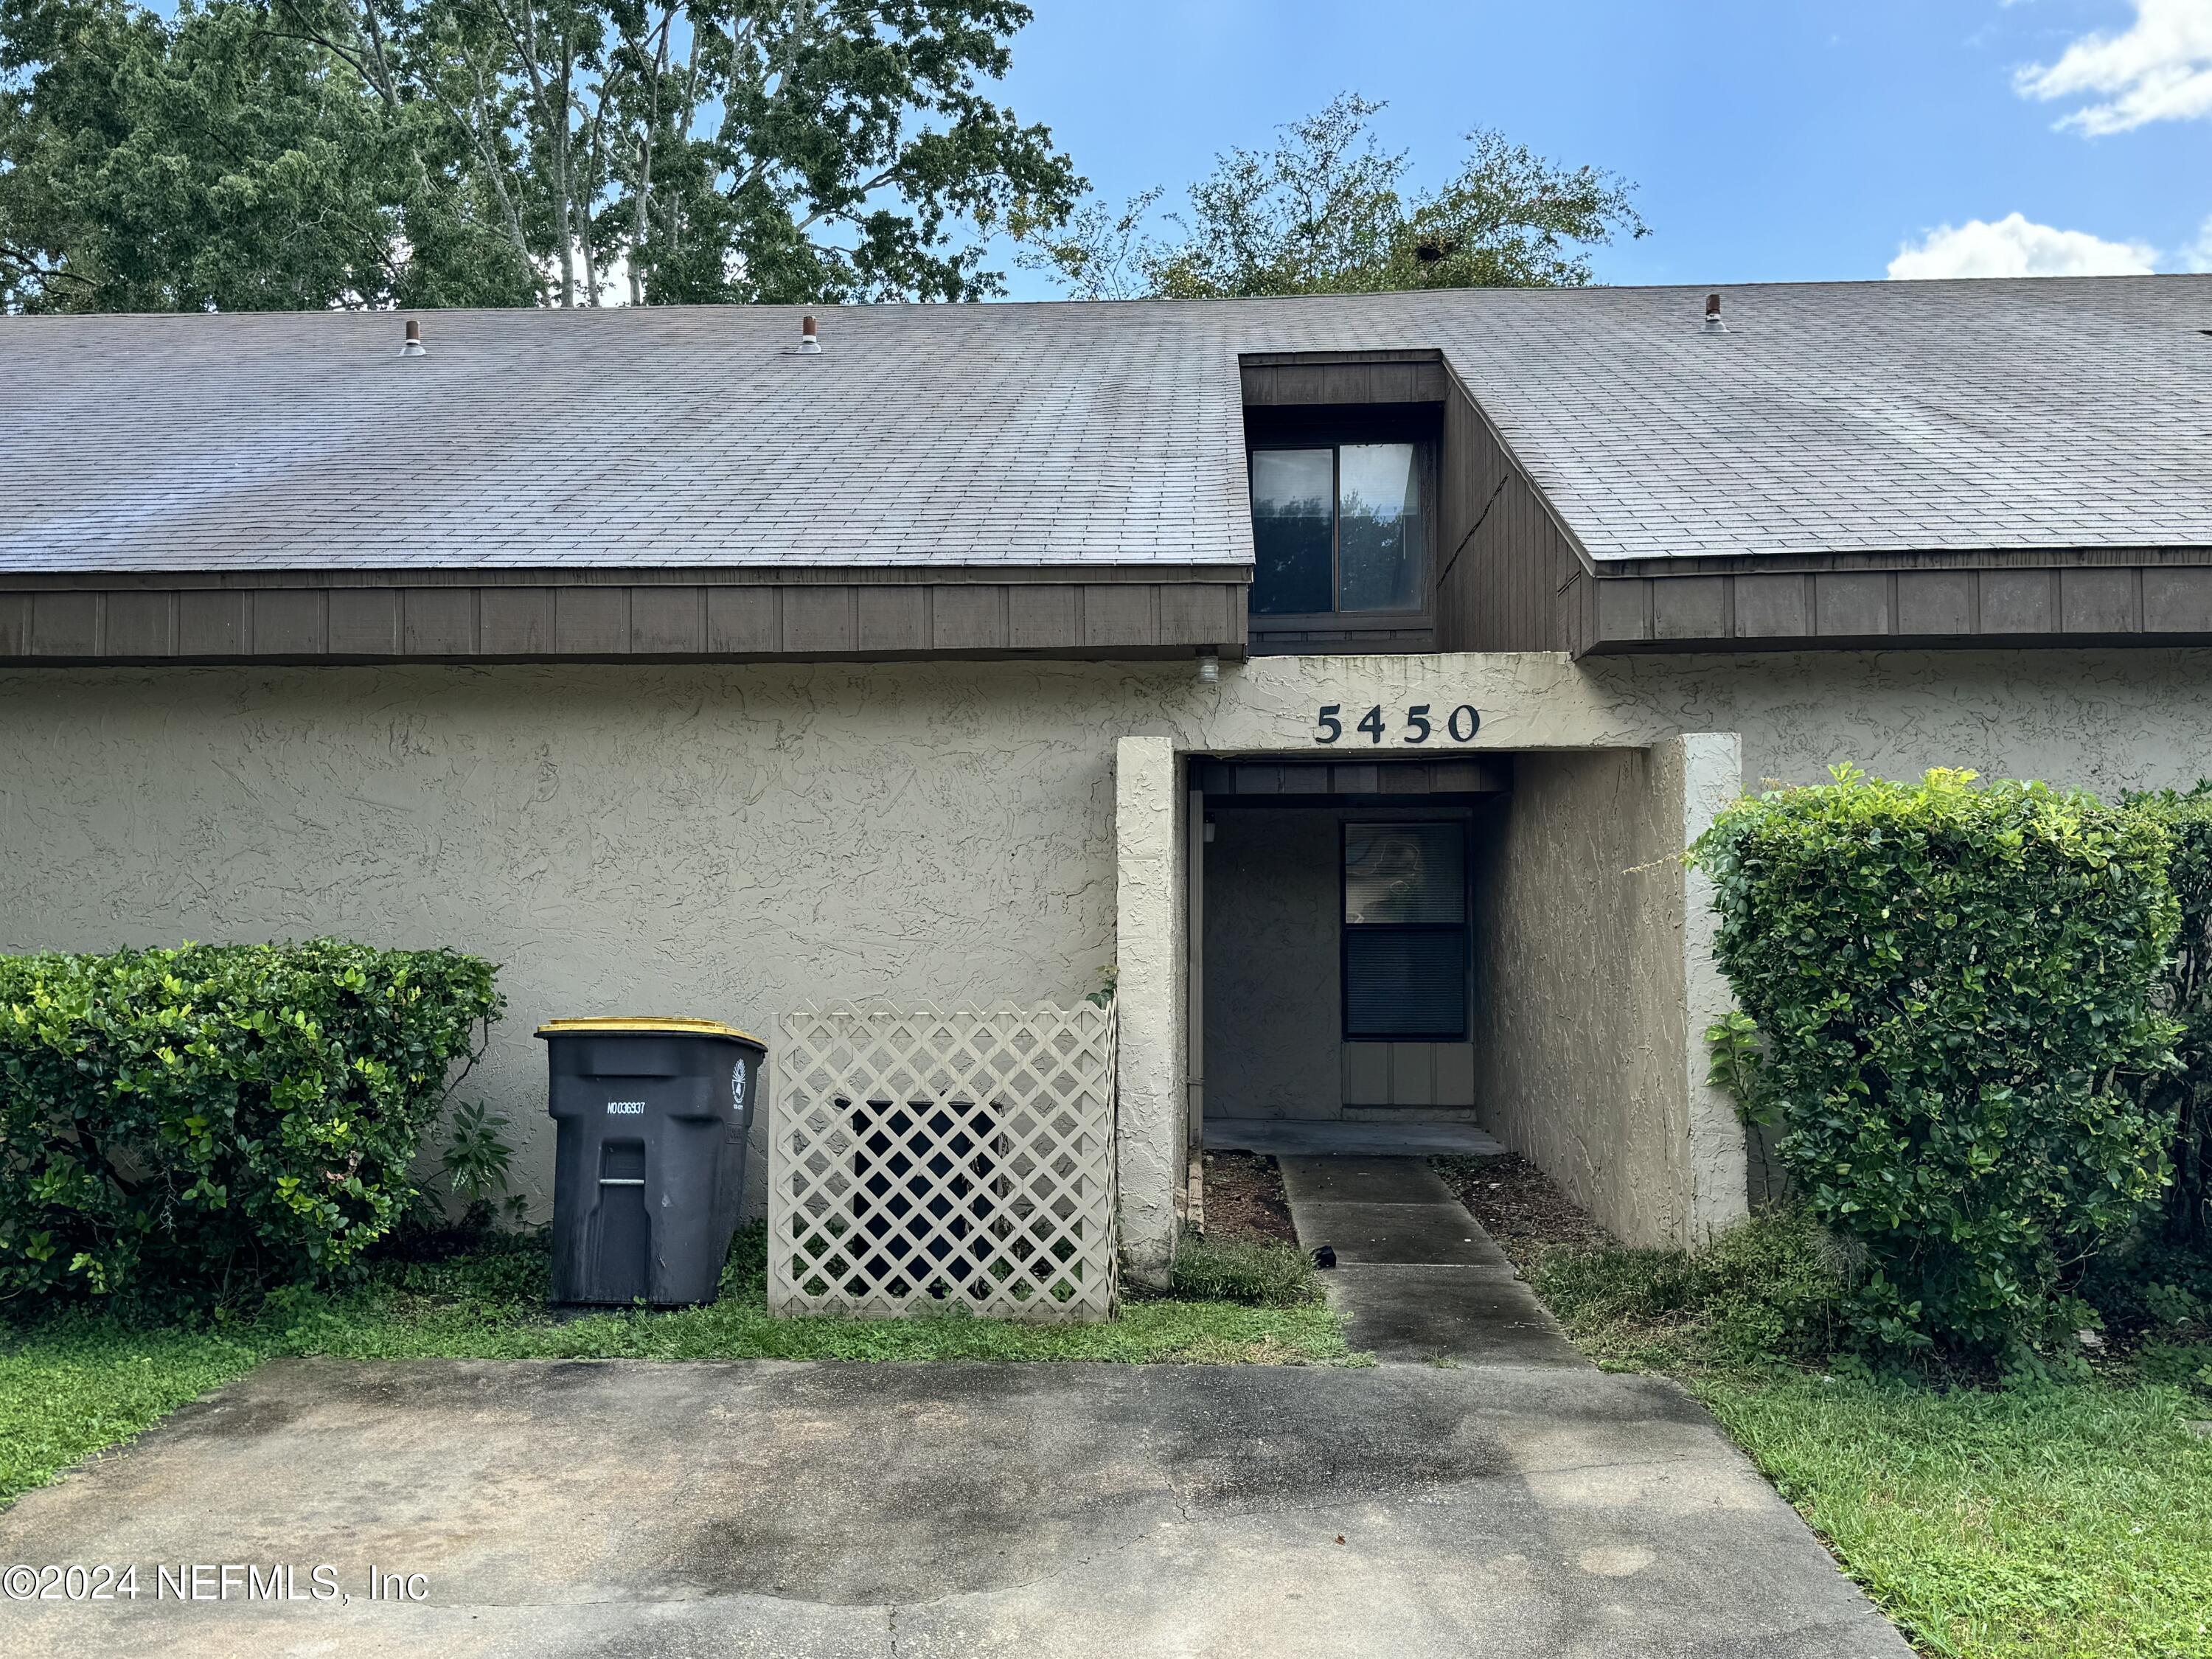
[2124,785,2212,1244]
[1168,1235,1323,1307]
[0,942,503,1313]
[1692,768,2179,1354]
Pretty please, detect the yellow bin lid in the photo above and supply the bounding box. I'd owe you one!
[535,1015,762,1044]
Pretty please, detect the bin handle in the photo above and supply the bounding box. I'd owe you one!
[598,1178,646,1187]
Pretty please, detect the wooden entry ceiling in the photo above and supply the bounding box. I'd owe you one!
[1196,757,1509,802]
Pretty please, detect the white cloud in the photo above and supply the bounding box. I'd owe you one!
[1886,212,2157,278]
[2186,213,2212,270]
[2015,0,2212,134]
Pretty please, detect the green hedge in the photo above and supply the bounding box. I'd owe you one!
[2125,785,2212,1244]
[1692,768,2179,1354]
[0,942,502,1314]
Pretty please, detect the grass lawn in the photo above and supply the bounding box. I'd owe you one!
[1698,1374,2212,1659]
[1436,1156,2212,1659]
[0,1222,1349,1509]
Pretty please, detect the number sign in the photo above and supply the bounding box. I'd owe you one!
[1312,703,1481,745]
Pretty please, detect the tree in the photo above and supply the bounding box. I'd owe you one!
[0,0,1080,310]
[0,0,459,310]
[1023,93,1646,301]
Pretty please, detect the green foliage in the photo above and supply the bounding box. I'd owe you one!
[1085,963,1117,1009]
[1703,1009,1779,1128]
[1021,91,1645,300]
[1691,767,2182,1355]
[0,0,535,310]
[436,1100,527,1228]
[0,1315,265,1506]
[1528,1207,1852,1372]
[0,941,502,1312]
[1166,1234,1323,1308]
[2087,1230,2212,1313]
[1697,1374,2212,1659]
[1,0,1079,311]
[2136,1338,2212,1391]
[2122,783,2212,1243]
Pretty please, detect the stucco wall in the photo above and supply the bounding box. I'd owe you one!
[0,662,1138,1226]
[1474,751,1677,1245]
[1472,736,1744,1249]
[1669,733,1753,1237]
[1593,650,2212,799]
[1113,737,1185,1281]
[7,647,2212,1253]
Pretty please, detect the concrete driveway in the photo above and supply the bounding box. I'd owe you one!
[0,1356,1909,1658]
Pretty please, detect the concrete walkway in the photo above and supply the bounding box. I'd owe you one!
[1281,1155,1579,1366]
[0,1357,1911,1658]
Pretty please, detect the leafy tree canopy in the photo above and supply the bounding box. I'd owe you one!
[0,0,1081,310]
[1021,92,1647,300]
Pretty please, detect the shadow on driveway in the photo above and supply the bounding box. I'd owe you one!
[0,1356,1909,1658]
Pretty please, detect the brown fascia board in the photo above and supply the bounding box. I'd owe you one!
[1588,543,2212,579]
[0,563,1247,591]
[0,569,1252,665]
[1239,349,1450,408]
[1239,347,1446,367]
[1580,563,2212,653]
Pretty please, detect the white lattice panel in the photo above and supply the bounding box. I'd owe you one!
[768,1005,1118,1324]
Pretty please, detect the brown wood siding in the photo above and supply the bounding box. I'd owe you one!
[1198,757,1510,796]
[1239,353,1448,407]
[1248,622,1435,655]
[1435,379,1577,652]
[1582,563,2212,651]
[0,575,1248,664]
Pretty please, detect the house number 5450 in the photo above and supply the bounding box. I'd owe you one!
[1314,703,1481,745]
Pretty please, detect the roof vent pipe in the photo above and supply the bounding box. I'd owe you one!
[799,314,821,355]
[400,319,427,357]
[1701,293,1730,336]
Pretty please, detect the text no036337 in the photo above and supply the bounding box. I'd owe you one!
[1314,704,1480,745]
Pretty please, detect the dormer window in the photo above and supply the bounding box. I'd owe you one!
[1248,418,1433,659]
[1249,439,1432,621]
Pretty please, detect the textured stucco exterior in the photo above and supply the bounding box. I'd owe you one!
[1671,734,1752,1238]
[1112,737,1184,1281]
[6,649,2212,1264]
[1472,735,1745,1248]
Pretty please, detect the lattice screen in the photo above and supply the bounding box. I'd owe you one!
[768,1005,1118,1324]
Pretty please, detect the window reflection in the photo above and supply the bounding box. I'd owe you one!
[1249,448,1334,616]
[1248,440,1426,618]
[1343,823,1464,925]
[1338,444,1421,613]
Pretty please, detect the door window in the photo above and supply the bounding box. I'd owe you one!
[1342,821,1467,1041]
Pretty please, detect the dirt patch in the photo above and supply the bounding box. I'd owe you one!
[1200,1152,1298,1245]
[1432,1153,1613,1270]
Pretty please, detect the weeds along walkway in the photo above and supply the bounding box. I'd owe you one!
[1279,1156,1585,1366]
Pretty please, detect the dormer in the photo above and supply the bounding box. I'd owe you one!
[1239,351,1446,655]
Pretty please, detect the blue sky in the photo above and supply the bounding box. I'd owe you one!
[988,0,2212,297]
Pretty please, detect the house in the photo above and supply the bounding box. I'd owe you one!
[6,276,2212,1277]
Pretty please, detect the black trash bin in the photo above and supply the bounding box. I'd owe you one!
[535,1017,765,1307]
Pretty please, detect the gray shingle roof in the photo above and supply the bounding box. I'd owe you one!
[4,275,2211,573]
